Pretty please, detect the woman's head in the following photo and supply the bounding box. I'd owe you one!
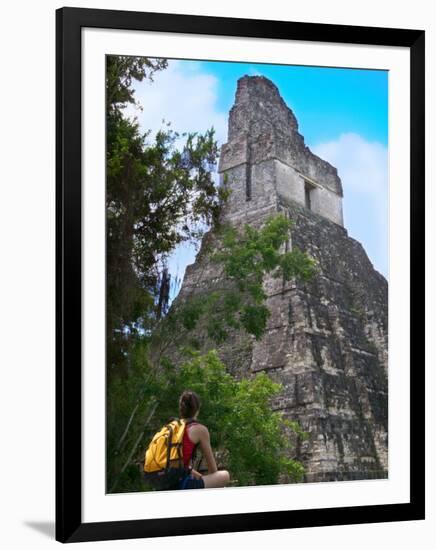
[179,390,201,419]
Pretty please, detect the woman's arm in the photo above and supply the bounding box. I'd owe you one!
[198,426,218,474]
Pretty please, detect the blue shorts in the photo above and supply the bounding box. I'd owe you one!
[179,474,205,490]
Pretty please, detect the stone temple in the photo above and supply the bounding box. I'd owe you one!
[177,75,388,482]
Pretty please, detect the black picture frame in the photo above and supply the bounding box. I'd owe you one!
[56,6,425,543]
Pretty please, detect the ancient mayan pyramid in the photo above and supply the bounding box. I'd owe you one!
[177,75,388,482]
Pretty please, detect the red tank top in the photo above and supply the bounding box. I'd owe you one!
[182,422,198,468]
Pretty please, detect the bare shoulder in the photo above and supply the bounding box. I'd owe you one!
[188,423,209,444]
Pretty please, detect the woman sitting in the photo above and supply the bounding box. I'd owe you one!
[178,390,230,490]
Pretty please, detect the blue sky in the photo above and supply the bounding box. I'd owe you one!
[195,61,388,146]
[128,59,388,290]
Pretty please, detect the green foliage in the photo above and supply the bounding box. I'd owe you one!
[106,55,168,113]
[279,246,318,282]
[107,336,160,492]
[107,349,307,492]
[106,56,223,376]
[170,350,306,486]
[216,214,317,287]
[105,57,314,494]
[162,214,318,347]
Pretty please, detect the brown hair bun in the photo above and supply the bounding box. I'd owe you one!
[179,390,201,419]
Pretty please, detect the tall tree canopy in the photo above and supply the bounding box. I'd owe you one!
[106,56,223,375]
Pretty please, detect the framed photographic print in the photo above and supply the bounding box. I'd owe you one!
[56,7,425,543]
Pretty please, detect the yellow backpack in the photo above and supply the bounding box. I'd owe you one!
[143,419,193,490]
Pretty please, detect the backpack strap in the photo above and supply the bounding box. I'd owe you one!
[165,423,174,470]
[183,419,203,470]
[184,418,198,425]
[184,418,202,426]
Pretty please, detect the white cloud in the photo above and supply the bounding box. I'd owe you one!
[125,60,227,147]
[124,66,388,281]
[248,67,264,76]
[312,133,388,278]
[313,133,387,196]
[125,60,228,293]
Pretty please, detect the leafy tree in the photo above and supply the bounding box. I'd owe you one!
[106,54,226,488]
[108,349,307,492]
[151,213,318,359]
[106,55,168,113]
[105,56,316,493]
[108,214,316,492]
[206,213,317,340]
[171,350,307,487]
[106,56,223,376]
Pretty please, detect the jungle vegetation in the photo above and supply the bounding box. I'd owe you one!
[106,55,316,493]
